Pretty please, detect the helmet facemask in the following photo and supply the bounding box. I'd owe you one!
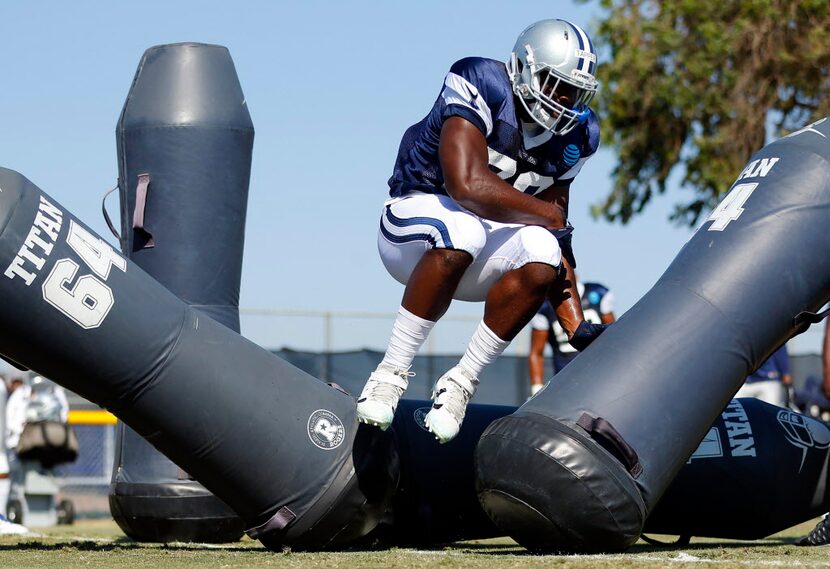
[508,43,597,136]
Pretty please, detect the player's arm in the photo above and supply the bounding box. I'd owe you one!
[548,256,584,339]
[534,185,586,340]
[439,117,565,228]
[528,328,548,387]
[549,246,609,351]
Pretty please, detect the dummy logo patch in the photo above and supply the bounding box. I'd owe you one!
[777,410,830,472]
[307,409,345,450]
[413,407,432,432]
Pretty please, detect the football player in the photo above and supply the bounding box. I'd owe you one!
[528,279,615,396]
[733,345,791,408]
[357,19,607,443]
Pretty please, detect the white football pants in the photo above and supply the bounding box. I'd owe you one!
[378,193,562,302]
[734,381,787,408]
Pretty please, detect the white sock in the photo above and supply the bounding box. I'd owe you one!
[0,477,9,518]
[380,306,436,370]
[531,383,544,395]
[458,321,510,378]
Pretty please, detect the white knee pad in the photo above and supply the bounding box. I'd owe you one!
[453,224,562,302]
[446,212,487,257]
[512,225,562,268]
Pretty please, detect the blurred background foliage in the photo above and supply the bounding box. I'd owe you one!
[581,0,830,225]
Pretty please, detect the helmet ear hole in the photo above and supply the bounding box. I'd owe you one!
[516,60,523,73]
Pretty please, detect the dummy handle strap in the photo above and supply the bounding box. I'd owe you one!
[132,173,150,229]
[577,413,643,479]
[177,468,194,481]
[792,307,830,338]
[131,173,155,249]
[245,506,297,540]
[327,382,351,396]
[101,183,121,243]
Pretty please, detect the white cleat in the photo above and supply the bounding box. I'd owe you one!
[356,364,412,430]
[0,515,28,535]
[424,366,478,444]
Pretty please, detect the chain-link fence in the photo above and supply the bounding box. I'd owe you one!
[238,306,828,357]
[239,307,534,356]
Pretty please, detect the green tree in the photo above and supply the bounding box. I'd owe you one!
[584,0,830,225]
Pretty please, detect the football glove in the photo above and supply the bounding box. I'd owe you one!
[569,320,608,351]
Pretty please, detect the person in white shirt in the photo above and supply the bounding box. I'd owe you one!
[0,375,27,534]
[6,377,30,452]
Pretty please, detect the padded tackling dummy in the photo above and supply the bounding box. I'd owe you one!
[109,43,254,543]
[372,400,509,545]
[475,117,830,553]
[645,397,830,539]
[0,169,396,550]
[380,398,830,545]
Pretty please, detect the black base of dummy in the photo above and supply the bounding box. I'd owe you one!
[110,486,244,543]
[475,411,645,553]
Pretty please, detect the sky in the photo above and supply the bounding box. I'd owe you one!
[0,1,823,357]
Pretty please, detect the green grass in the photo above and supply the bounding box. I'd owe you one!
[1,519,830,568]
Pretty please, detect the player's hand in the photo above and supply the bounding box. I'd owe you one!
[569,320,608,351]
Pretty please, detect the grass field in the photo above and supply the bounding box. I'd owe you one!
[2,519,830,568]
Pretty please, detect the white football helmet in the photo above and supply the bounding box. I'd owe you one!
[507,19,599,135]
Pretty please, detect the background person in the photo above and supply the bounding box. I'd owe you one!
[6,376,30,454]
[528,279,615,395]
[734,345,791,408]
[4,375,30,529]
[0,375,27,535]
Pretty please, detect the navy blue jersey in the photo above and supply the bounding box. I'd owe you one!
[532,282,612,372]
[388,57,600,200]
[746,345,790,384]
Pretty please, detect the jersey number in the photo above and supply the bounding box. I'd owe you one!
[707,183,758,231]
[488,149,554,194]
[42,221,127,329]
